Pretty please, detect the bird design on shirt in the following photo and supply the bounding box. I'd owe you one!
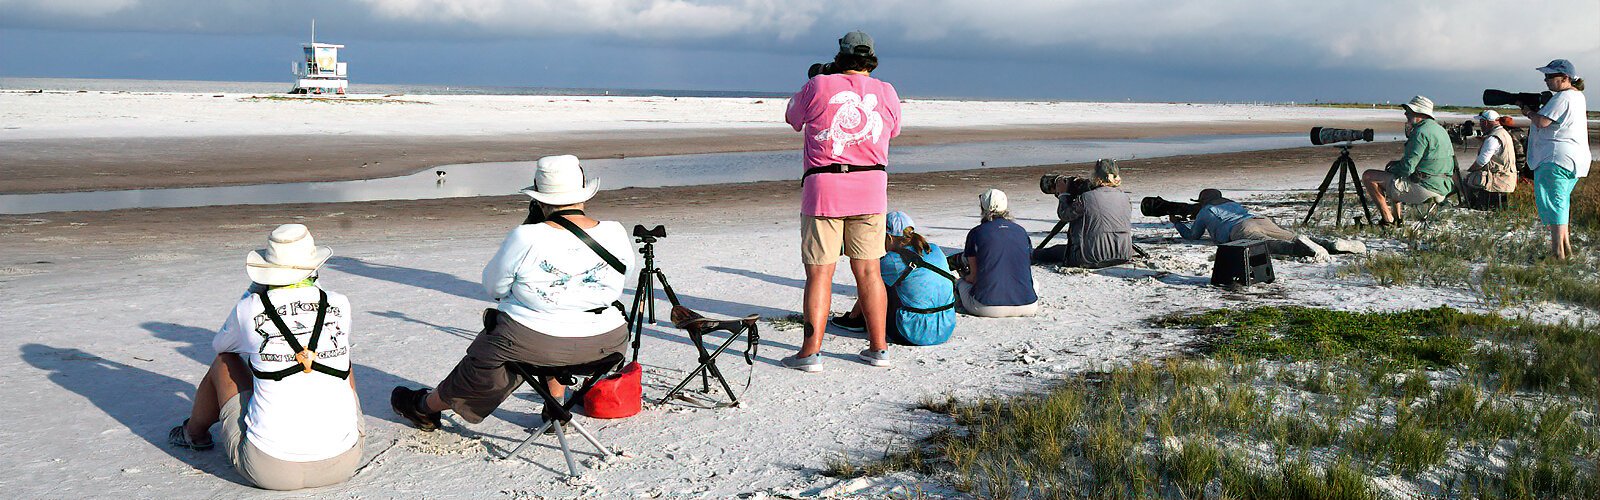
[534,260,611,303]
[814,90,884,156]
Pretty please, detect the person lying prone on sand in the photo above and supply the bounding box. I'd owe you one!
[168,223,364,491]
[1171,189,1365,259]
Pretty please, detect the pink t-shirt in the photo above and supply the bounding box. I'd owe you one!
[785,73,902,217]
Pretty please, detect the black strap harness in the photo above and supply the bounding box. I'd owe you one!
[544,210,628,316]
[801,163,885,186]
[251,289,349,381]
[887,247,959,314]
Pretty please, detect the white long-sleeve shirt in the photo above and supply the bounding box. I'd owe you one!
[482,221,633,336]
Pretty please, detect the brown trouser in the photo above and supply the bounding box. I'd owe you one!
[435,311,628,423]
[1229,218,1331,257]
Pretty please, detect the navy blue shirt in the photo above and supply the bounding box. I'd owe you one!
[963,218,1038,306]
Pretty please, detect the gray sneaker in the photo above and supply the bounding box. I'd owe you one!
[857,349,891,367]
[781,353,823,372]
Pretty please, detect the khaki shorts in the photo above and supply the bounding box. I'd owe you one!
[219,391,363,491]
[1383,176,1444,205]
[800,214,887,265]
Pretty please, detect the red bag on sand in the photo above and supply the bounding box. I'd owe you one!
[582,361,642,419]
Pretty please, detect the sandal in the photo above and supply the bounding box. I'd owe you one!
[168,419,214,451]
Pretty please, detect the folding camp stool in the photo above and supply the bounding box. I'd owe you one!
[659,306,760,407]
[1406,193,1449,234]
[498,352,626,477]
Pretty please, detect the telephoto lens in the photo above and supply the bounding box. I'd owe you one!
[1309,127,1375,146]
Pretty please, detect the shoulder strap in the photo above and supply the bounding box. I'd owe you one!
[887,247,959,315]
[548,216,627,275]
[253,290,349,381]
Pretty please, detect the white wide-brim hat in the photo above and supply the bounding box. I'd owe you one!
[246,223,332,286]
[1401,95,1435,117]
[520,154,600,206]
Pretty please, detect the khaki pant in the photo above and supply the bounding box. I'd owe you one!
[435,312,629,424]
[800,214,887,265]
[1382,175,1444,205]
[218,392,363,491]
[956,280,1039,318]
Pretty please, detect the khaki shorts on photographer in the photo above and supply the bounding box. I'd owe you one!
[1383,176,1443,205]
[801,214,887,265]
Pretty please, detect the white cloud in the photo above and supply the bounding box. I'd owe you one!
[0,0,137,17]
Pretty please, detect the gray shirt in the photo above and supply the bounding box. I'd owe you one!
[1058,186,1133,268]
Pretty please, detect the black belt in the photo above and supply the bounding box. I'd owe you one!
[802,163,885,185]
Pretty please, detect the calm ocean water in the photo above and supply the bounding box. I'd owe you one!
[0,77,788,98]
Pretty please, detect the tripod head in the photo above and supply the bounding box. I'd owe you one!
[633,224,666,244]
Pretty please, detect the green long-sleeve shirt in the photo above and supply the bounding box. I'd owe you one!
[1386,118,1455,196]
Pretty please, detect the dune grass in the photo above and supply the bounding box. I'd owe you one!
[830,306,1599,499]
[1329,172,1600,311]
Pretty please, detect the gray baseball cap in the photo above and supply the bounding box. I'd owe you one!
[838,31,874,57]
[1536,59,1578,79]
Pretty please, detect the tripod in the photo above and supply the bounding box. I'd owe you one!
[1301,144,1374,228]
[627,231,680,361]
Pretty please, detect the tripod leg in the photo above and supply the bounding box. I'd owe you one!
[1034,220,1068,252]
[1302,161,1343,226]
[1345,157,1374,225]
[1336,160,1348,228]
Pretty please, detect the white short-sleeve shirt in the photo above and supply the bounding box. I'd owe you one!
[1530,89,1591,177]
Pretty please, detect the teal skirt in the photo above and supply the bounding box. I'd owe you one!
[1534,163,1578,225]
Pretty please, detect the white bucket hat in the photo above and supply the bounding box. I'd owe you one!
[246,224,332,286]
[520,155,600,206]
[1401,95,1434,118]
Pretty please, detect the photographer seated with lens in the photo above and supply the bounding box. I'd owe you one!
[951,189,1039,317]
[1460,110,1519,210]
[391,155,632,432]
[1360,95,1455,226]
[1034,159,1133,269]
[830,211,957,346]
[1170,189,1365,259]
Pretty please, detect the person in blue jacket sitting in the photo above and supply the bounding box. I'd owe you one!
[830,211,957,346]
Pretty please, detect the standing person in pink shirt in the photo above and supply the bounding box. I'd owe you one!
[781,31,903,372]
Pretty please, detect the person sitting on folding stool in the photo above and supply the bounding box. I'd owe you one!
[167,223,364,491]
[391,155,633,432]
[1360,95,1456,226]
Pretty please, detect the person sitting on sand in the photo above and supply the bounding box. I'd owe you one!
[167,224,364,491]
[1171,189,1366,259]
[1460,110,1518,210]
[1361,95,1455,226]
[1034,159,1133,269]
[830,211,957,346]
[390,155,632,432]
[953,189,1039,318]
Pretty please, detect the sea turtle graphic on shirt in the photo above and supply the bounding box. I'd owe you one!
[814,90,884,156]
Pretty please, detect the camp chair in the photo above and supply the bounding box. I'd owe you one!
[658,305,759,407]
[1405,191,1450,234]
[498,352,626,477]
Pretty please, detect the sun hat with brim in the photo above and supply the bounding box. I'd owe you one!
[1401,95,1434,117]
[520,154,600,206]
[246,224,332,286]
[1193,188,1224,203]
[1536,59,1578,79]
[886,211,915,237]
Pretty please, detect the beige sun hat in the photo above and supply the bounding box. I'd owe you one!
[520,154,600,206]
[246,224,332,286]
[1401,95,1434,117]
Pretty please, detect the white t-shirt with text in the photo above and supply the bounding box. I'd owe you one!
[214,286,360,462]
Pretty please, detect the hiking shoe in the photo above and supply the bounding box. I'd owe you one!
[858,349,892,367]
[168,419,214,451]
[1295,235,1330,262]
[1330,239,1367,254]
[829,313,866,333]
[391,386,443,432]
[780,352,823,373]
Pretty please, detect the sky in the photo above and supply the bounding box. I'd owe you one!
[2,0,1597,107]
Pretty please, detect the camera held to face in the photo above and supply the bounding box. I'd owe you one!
[1039,173,1095,197]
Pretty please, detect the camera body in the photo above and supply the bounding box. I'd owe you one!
[1445,119,1478,145]
[1039,174,1095,197]
[1140,196,1202,221]
[633,224,667,242]
[1483,89,1552,109]
[807,62,840,79]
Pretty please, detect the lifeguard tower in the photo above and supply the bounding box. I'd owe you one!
[290,20,348,95]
